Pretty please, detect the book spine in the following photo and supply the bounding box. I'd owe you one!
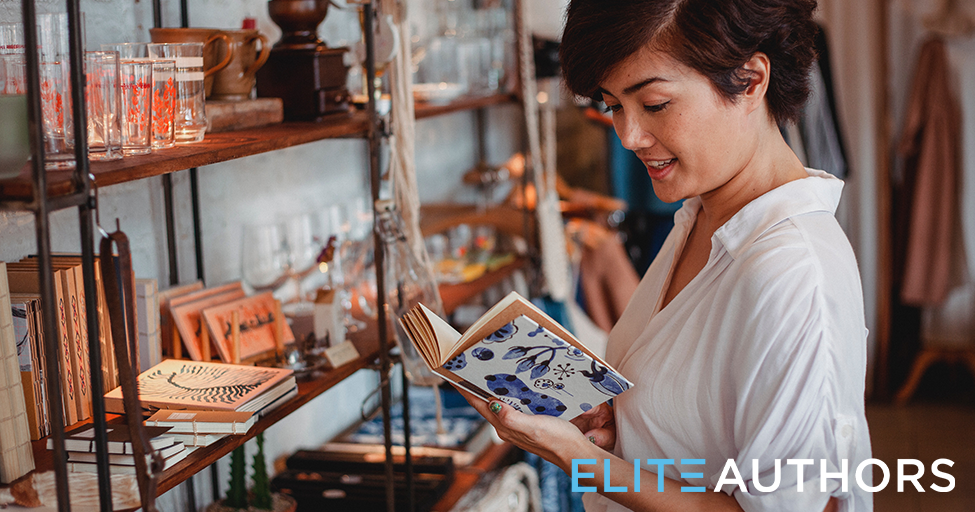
[64,268,92,420]
[54,270,79,425]
[93,263,117,391]
[28,301,49,437]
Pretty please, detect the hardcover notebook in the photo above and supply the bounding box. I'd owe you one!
[145,410,256,435]
[47,424,175,454]
[104,359,295,414]
[400,292,632,420]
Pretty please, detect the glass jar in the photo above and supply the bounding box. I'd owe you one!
[375,199,445,386]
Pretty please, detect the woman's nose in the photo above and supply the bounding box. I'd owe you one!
[615,115,655,151]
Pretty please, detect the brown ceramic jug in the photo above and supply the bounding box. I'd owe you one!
[210,29,271,101]
[149,28,234,97]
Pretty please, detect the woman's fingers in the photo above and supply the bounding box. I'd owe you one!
[584,426,616,450]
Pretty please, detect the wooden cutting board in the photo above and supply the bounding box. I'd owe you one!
[205,98,284,133]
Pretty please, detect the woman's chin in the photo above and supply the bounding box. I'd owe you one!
[648,184,687,204]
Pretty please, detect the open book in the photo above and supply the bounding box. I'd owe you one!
[400,292,632,420]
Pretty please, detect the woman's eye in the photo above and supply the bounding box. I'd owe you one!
[602,104,622,113]
[645,101,670,113]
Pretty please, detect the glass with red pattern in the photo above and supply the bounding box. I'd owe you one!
[118,59,152,156]
[84,51,122,161]
[150,59,176,149]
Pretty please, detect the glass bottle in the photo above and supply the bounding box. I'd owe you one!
[375,199,445,386]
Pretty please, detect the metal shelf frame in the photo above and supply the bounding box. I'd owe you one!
[9,0,114,510]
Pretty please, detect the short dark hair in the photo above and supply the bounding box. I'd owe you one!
[559,0,819,125]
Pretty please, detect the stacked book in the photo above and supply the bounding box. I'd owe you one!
[48,424,188,475]
[104,359,295,448]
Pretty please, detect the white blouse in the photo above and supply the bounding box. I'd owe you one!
[583,170,872,512]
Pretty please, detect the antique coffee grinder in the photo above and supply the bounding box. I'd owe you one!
[257,0,351,121]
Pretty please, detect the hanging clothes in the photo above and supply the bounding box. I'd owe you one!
[784,24,848,180]
[803,24,849,179]
[897,37,961,307]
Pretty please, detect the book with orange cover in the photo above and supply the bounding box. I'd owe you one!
[104,359,295,414]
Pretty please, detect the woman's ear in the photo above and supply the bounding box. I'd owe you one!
[741,52,771,114]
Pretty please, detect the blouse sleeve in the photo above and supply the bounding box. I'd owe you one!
[713,257,863,512]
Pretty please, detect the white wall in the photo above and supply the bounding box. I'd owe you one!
[0,0,519,508]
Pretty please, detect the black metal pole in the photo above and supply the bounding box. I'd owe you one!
[152,0,163,29]
[64,0,113,504]
[363,4,395,511]
[190,169,205,281]
[210,463,220,502]
[180,0,190,29]
[22,0,70,508]
[163,174,179,286]
[402,368,414,512]
[79,205,113,512]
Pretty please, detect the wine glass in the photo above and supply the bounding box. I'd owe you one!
[315,203,369,333]
[282,213,321,299]
[240,222,289,292]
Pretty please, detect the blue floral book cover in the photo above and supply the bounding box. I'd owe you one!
[400,292,632,421]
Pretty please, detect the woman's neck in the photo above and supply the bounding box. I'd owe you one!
[697,123,807,234]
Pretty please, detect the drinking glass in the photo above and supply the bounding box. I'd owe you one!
[100,42,148,60]
[241,222,289,292]
[0,79,29,179]
[148,43,207,143]
[119,59,152,156]
[0,23,25,54]
[150,59,176,149]
[37,13,74,169]
[1,53,25,94]
[85,51,122,161]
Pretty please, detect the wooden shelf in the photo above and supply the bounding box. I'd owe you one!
[29,325,381,496]
[0,112,370,202]
[0,92,516,203]
[439,257,528,315]
[415,93,517,120]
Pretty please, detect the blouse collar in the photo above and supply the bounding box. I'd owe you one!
[673,169,844,260]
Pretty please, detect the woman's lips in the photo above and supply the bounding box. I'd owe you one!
[645,158,676,180]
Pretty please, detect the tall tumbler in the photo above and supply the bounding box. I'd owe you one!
[150,59,176,149]
[118,59,152,156]
[100,42,149,60]
[37,13,74,169]
[85,51,122,161]
[0,58,30,179]
[0,23,25,54]
[1,53,26,94]
[148,43,207,144]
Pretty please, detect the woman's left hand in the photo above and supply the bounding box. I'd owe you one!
[454,387,595,472]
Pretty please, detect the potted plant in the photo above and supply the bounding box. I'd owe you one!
[206,434,297,512]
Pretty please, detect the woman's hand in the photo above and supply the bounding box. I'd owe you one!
[570,402,616,450]
[453,387,596,472]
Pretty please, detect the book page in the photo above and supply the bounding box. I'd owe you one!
[454,292,583,358]
[416,303,462,365]
[399,312,437,369]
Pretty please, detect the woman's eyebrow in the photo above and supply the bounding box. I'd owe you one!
[598,77,667,99]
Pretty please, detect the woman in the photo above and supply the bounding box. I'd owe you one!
[458,0,872,511]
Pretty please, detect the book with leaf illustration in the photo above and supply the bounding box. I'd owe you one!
[399,292,632,421]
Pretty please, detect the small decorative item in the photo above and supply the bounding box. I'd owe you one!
[256,0,350,121]
[205,434,296,512]
[170,283,246,361]
[201,292,296,363]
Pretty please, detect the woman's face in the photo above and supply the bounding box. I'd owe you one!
[600,45,759,204]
